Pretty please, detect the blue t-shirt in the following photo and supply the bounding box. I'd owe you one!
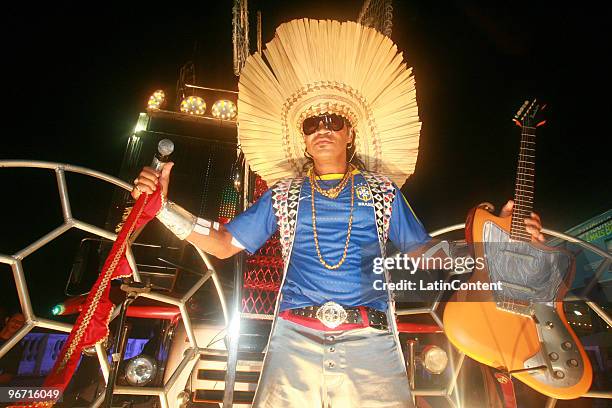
[225,171,430,311]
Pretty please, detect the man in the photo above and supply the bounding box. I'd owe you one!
[133,19,543,407]
[0,312,26,384]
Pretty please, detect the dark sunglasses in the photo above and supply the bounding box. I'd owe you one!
[302,114,346,135]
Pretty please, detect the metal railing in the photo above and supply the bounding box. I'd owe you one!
[0,160,228,408]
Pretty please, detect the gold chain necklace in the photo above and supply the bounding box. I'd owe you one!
[310,169,355,270]
[310,164,353,199]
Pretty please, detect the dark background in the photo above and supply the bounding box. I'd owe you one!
[1,1,610,316]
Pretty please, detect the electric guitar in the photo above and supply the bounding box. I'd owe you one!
[443,100,592,399]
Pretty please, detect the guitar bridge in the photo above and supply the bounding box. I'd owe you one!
[495,300,533,317]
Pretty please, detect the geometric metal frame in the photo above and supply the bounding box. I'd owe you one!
[1,161,609,407]
[0,160,229,408]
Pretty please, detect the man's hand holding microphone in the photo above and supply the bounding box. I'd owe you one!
[132,162,174,200]
[131,139,244,258]
[132,138,175,200]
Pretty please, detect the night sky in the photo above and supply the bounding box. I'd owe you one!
[1,2,610,316]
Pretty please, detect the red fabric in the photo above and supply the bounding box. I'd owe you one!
[39,189,162,405]
[396,322,444,333]
[279,307,374,332]
[125,305,180,320]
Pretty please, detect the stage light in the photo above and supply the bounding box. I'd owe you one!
[51,303,65,316]
[147,90,166,110]
[211,99,237,120]
[180,96,206,115]
[219,185,239,223]
[422,345,448,374]
[134,113,150,134]
[125,355,158,386]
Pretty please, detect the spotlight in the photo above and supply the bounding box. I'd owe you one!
[147,90,165,110]
[211,100,237,120]
[180,96,206,116]
[422,345,448,374]
[125,355,158,386]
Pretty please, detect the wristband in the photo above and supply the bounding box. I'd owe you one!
[156,200,197,240]
[193,218,220,236]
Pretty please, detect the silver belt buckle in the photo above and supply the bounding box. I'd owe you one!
[316,301,347,329]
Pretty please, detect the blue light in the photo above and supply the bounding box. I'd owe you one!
[51,304,65,316]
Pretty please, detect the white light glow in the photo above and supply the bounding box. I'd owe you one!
[180,96,206,115]
[147,89,165,110]
[228,313,241,339]
[211,99,237,120]
[134,113,150,133]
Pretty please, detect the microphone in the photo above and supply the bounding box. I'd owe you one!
[151,139,174,172]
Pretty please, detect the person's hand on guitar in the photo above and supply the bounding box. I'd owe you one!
[499,199,545,243]
[131,162,175,200]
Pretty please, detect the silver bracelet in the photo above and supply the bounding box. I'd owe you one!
[156,200,197,240]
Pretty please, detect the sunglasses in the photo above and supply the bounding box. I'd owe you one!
[302,114,347,135]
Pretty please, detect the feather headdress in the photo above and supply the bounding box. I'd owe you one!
[238,19,421,186]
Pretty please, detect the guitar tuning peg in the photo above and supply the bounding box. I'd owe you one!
[536,120,547,127]
[515,100,529,117]
[528,99,536,110]
[512,118,522,127]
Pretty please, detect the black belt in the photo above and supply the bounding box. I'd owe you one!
[289,304,388,331]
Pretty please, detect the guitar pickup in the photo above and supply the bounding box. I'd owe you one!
[501,249,536,263]
[499,280,537,294]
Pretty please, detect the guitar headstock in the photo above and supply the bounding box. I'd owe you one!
[513,99,547,128]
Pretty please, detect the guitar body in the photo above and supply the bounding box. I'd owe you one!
[443,207,592,399]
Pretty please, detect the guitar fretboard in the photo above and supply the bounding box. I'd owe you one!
[511,124,536,242]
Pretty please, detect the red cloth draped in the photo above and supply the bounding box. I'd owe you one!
[32,190,162,407]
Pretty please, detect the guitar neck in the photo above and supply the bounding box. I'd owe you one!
[511,124,536,242]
